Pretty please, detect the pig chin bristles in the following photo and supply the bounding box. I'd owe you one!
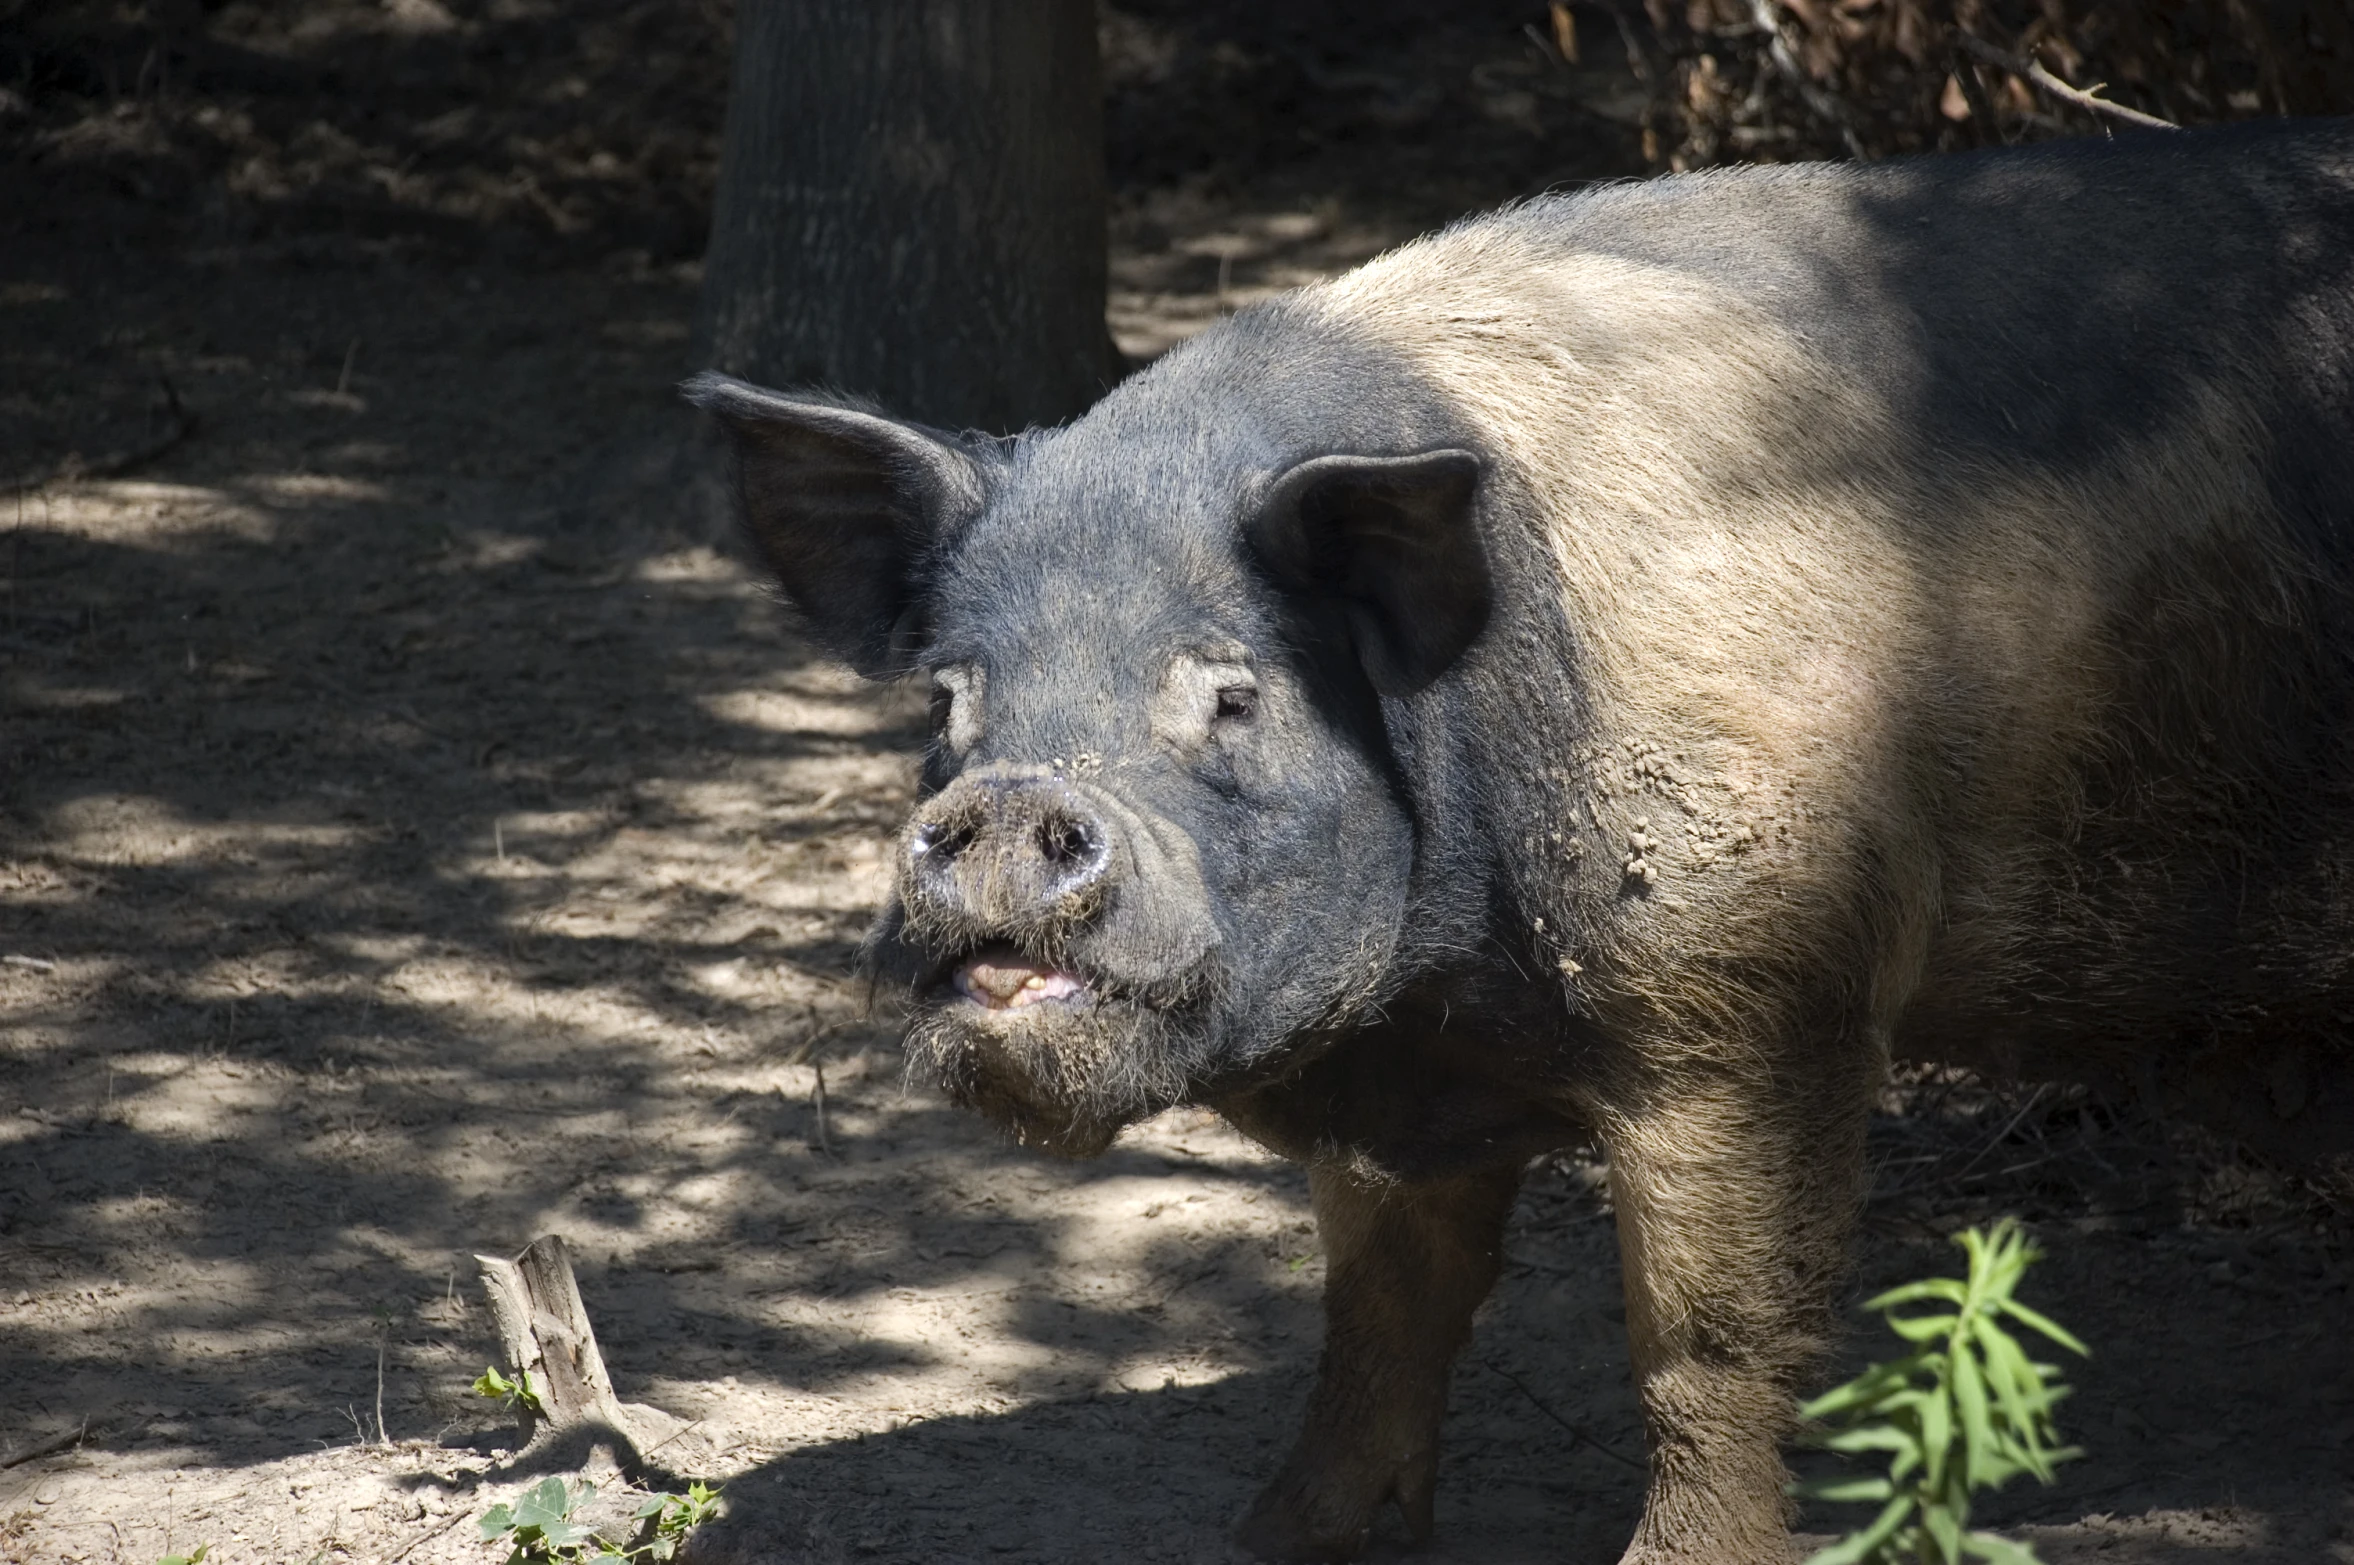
[898,970,1232,1156]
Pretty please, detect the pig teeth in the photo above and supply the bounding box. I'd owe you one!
[955,959,1087,1010]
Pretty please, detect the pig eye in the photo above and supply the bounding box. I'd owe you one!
[928,664,985,755]
[1157,655,1254,750]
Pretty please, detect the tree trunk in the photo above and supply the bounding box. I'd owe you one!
[693,0,1121,435]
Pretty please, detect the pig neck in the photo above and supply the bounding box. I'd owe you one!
[1215,897,1598,1180]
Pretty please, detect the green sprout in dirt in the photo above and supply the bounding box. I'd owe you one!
[479,1475,723,1564]
[1794,1219,2089,1565]
[155,1549,209,1565]
[473,1364,545,1415]
[631,1485,725,1559]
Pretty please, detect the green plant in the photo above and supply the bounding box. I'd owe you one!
[1794,1219,2089,1565]
[631,1483,725,1562]
[480,1477,597,1563]
[473,1364,545,1415]
[478,1475,724,1564]
[156,1549,208,1565]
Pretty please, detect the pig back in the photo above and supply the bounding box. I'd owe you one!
[1286,121,2354,1151]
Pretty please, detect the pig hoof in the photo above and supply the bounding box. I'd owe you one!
[1234,1451,1434,1562]
[1233,1502,1368,1564]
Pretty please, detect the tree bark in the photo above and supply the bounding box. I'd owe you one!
[693,0,1121,435]
[475,1234,633,1449]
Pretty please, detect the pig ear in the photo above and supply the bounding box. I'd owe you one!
[684,371,990,677]
[1247,449,1489,697]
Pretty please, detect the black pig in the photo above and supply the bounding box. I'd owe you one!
[689,120,2354,1563]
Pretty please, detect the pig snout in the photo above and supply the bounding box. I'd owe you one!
[901,770,1119,936]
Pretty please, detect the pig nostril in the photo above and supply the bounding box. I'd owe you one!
[913,820,977,863]
[1037,817,1100,871]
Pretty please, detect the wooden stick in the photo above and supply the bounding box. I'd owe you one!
[1955,32,2178,132]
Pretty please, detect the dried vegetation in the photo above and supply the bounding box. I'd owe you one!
[1601,0,2354,168]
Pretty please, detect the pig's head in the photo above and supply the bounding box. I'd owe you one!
[687,328,1491,1155]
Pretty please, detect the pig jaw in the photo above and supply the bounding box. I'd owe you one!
[896,966,1218,1158]
[864,768,1426,1157]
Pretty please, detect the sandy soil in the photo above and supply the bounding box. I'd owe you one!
[4,5,2353,1564]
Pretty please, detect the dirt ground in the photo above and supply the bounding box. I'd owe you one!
[4,4,2352,1563]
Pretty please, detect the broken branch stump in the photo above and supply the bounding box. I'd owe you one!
[476,1233,680,1462]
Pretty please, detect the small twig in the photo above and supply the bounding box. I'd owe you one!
[0,1417,88,1469]
[375,1321,391,1446]
[637,1416,705,1461]
[389,702,454,740]
[1,375,196,496]
[388,1509,469,1562]
[337,337,361,397]
[7,487,20,634]
[1597,0,1665,87]
[3,953,57,972]
[812,1060,836,1159]
[1752,0,1869,160]
[1947,46,2006,144]
[783,1019,845,1066]
[1485,1360,1647,1472]
[1523,19,1577,72]
[1946,1082,2053,1183]
[1550,1,1581,64]
[1975,1147,2077,1183]
[1956,33,2178,131]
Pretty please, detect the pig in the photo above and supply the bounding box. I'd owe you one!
[687,119,2354,1563]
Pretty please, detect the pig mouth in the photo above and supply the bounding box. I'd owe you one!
[898,933,1220,1157]
[949,942,1094,1011]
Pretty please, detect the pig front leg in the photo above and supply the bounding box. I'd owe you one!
[1236,1160,1524,1563]
[1599,1066,1874,1565]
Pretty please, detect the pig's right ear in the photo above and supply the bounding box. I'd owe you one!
[683,372,990,678]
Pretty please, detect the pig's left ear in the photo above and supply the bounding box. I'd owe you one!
[1247,449,1489,697]
[684,371,991,678]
